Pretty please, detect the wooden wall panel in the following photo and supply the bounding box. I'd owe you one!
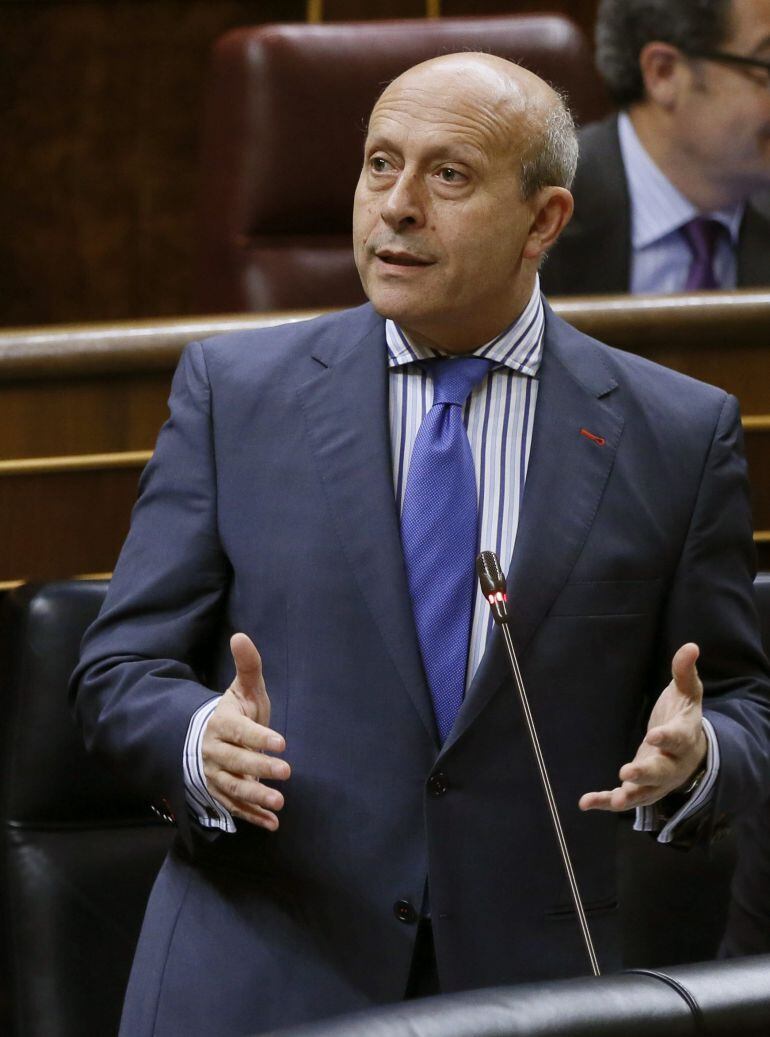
[0,0,306,328]
[3,293,770,584]
[745,432,770,552]
[0,376,171,460]
[319,0,427,17]
[0,380,163,465]
[440,0,599,38]
[755,542,770,571]
[2,466,141,582]
[318,0,599,37]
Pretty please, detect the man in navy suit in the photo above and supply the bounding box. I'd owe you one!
[72,52,770,1036]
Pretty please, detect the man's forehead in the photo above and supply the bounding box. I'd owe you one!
[369,90,516,140]
[366,67,532,156]
[726,0,770,52]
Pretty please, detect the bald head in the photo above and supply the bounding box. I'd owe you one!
[352,50,576,352]
[371,52,578,197]
[378,51,556,115]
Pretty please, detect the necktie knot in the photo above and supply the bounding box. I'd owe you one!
[428,357,492,407]
[680,217,724,290]
[681,216,723,260]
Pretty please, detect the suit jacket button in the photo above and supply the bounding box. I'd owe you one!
[394,900,417,924]
[427,771,449,797]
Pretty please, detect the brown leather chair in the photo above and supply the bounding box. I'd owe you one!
[197,15,609,313]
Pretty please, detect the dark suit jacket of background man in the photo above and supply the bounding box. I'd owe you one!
[72,301,770,1037]
[540,115,770,296]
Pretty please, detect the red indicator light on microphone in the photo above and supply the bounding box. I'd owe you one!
[484,587,510,624]
[477,551,510,625]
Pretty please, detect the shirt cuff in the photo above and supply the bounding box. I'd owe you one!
[633,717,719,843]
[183,695,237,834]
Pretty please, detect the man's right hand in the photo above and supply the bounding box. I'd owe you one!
[202,633,290,830]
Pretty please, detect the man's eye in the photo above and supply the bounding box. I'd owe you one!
[370,156,392,173]
[437,167,464,183]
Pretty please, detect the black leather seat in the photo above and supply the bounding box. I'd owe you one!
[0,580,172,1037]
[259,954,770,1037]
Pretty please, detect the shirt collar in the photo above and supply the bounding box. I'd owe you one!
[617,111,743,248]
[385,276,544,378]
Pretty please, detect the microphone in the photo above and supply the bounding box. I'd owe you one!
[476,550,510,623]
[476,551,601,977]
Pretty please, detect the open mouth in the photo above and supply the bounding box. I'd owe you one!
[376,251,432,267]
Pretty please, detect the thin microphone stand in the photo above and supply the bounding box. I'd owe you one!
[477,550,601,977]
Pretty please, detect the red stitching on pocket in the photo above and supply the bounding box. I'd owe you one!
[580,428,606,446]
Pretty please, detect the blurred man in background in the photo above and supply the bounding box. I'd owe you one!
[542,0,770,295]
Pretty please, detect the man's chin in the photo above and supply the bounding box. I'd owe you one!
[364,285,429,326]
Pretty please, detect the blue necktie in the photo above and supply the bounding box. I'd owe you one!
[400,357,492,744]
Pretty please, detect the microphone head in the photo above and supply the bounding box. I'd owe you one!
[476,551,510,624]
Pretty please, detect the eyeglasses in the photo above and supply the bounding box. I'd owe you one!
[686,49,770,86]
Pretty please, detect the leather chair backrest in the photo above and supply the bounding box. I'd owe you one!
[0,581,172,1037]
[197,15,609,313]
[260,954,770,1037]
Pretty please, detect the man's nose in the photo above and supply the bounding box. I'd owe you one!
[381,171,425,230]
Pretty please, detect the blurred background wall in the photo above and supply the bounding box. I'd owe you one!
[0,0,600,327]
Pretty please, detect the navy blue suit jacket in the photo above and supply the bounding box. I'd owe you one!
[72,301,770,1036]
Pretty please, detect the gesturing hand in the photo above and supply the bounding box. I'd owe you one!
[579,642,707,813]
[202,633,291,829]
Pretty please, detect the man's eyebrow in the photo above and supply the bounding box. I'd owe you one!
[364,134,400,153]
[364,136,482,165]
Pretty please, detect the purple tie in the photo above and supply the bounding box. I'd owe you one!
[400,357,492,744]
[681,217,723,291]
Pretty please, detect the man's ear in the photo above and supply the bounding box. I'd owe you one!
[523,187,574,261]
[639,41,687,108]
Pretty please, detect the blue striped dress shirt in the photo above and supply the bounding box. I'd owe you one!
[386,278,543,689]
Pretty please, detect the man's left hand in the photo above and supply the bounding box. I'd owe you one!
[579,642,708,813]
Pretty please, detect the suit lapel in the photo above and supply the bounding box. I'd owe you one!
[442,307,624,752]
[294,306,437,744]
[737,201,770,286]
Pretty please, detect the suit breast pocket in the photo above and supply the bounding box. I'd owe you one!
[549,579,664,618]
